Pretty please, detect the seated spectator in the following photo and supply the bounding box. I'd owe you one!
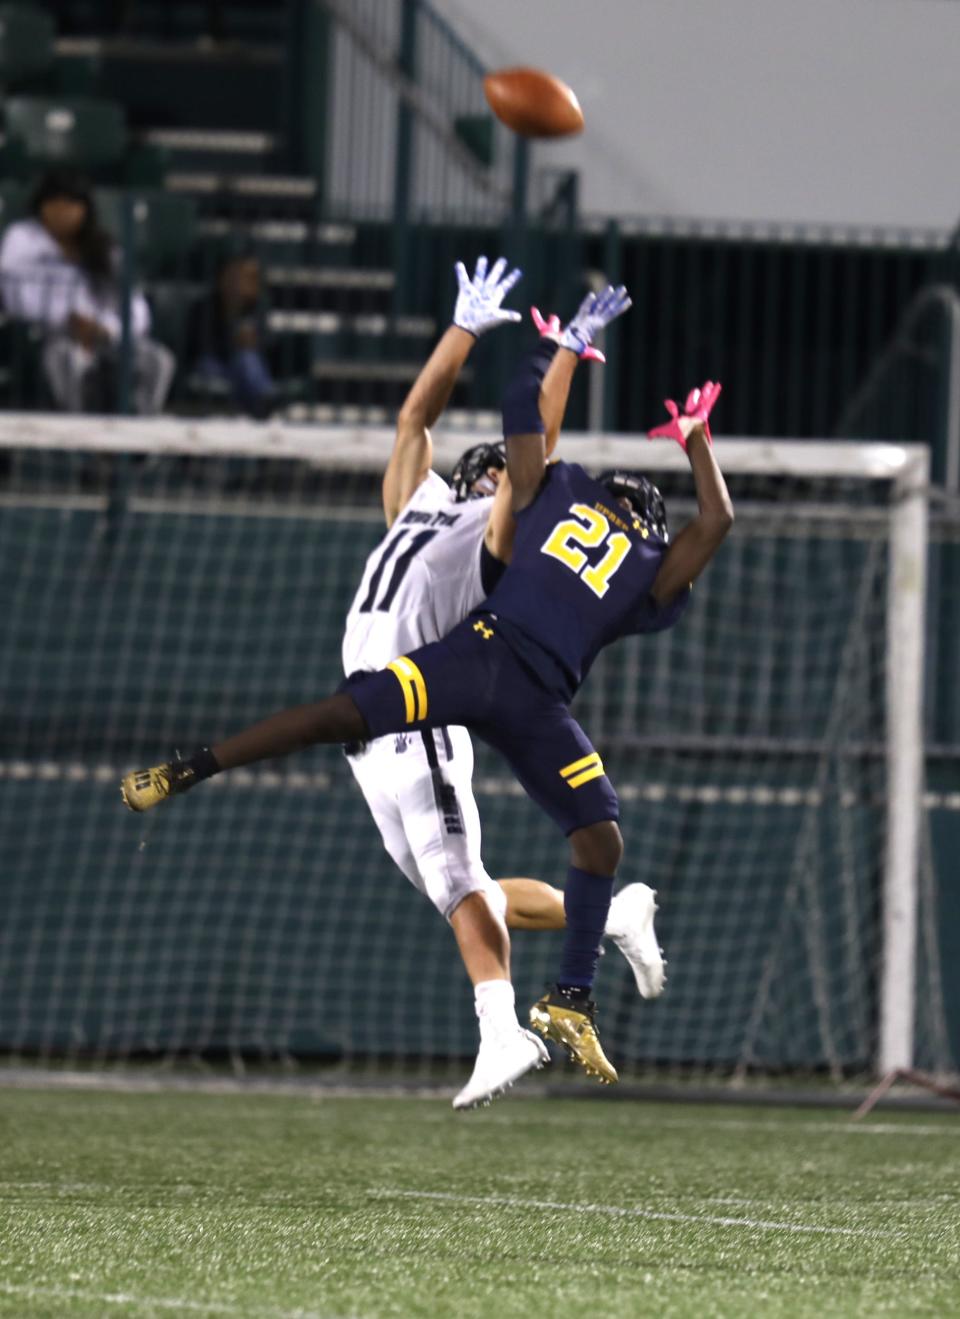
[187,252,276,419]
[0,170,174,414]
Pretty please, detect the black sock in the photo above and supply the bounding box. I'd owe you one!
[185,746,221,782]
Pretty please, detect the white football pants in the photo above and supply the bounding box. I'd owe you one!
[345,725,506,922]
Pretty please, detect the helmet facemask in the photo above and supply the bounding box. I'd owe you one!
[451,441,507,502]
[597,469,668,541]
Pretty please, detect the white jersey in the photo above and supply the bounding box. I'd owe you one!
[342,471,492,676]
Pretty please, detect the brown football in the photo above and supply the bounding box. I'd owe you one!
[482,66,584,139]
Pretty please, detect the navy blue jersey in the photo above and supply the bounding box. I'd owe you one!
[480,461,689,697]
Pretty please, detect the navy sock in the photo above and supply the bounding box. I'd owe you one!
[558,866,615,991]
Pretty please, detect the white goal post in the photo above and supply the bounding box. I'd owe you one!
[0,415,932,1078]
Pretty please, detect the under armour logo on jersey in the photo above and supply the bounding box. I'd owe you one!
[473,620,494,640]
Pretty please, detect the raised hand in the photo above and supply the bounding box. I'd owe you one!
[453,255,523,337]
[559,284,631,356]
[531,306,605,362]
[649,381,722,449]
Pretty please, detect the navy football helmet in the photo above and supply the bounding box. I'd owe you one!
[597,469,668,541]
[451,441,506,502]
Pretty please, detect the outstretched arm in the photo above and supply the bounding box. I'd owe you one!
[650,400,734,605]
[382,325,475,528]
[503,342,581,512]
[502,285,632,516]
[484,337,580,558]
[534,305,604,452]
[382,255,521,528]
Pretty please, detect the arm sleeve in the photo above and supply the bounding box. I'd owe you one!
[501,339,558,437]
[480,541,507,595]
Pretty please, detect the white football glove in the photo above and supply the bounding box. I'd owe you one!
[453,255,523,337]
[560,284,632,355]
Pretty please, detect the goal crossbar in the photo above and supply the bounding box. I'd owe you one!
[0,412,928,484]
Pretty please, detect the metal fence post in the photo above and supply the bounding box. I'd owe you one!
[938,294,960,492]
[602,218,623,432]
[285,0,331,197]
[392,0,417,314]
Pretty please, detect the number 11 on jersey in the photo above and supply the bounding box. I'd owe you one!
[359,528,438,613]
[541,503,631,599]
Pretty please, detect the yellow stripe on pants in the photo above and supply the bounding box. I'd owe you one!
[559,750,604,789]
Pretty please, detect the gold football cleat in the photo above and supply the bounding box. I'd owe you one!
[529,988,618,1085]
[120,761,195,813]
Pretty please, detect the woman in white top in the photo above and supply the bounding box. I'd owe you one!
[0,169,174,414]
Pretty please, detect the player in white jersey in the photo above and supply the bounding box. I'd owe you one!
[340,257,664,1109]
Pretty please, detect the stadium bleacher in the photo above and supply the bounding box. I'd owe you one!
[0,1,463,420]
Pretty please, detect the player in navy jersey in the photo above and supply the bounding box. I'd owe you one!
[121,288,733,1084]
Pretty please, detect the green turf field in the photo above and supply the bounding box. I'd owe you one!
[0,1085,957,1318]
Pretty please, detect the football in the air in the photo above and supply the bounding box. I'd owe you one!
[482,66,584,139]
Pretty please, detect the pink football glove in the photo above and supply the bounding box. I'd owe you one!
[648,381,722,448]
[531,306,605,363]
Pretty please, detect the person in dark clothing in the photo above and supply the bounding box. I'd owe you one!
[188,252,275,419]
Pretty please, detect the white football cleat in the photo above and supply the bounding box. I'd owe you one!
[606,882,666,999]
[453,1027,549,1111]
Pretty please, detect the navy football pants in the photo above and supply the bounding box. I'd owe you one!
[344,614,619,837]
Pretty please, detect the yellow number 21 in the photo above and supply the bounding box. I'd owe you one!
[540,503,632,599]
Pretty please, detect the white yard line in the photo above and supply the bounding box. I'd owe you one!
[369,1188,892,1238]
[0,1282,336,1318]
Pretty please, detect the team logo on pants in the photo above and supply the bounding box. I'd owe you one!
[433,775,465,836]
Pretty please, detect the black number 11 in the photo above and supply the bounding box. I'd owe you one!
[358,529,439,613]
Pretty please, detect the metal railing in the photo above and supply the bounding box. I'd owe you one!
[4,207,960,445]
[4,187,960,450]
[587,218,950,442]
[835,284,960,491]
[317,0,520,229]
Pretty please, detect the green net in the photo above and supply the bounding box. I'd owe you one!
[0,419,950,1084]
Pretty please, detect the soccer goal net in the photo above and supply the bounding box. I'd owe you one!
[0,414,950,1088]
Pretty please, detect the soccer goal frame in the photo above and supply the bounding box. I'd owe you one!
[575,433,930,1079]
[0,415,931,1078]
[557,433,927,1080]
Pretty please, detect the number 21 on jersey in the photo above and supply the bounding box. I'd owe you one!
[540,503,631,598]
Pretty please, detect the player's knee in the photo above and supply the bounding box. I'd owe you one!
[484,880,508,923]
[421,866,502,924]
[446,882,508,933]
[569,820,623,876]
